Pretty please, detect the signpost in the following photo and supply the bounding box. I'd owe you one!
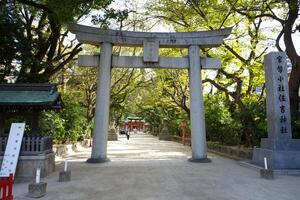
[0,123,25,177]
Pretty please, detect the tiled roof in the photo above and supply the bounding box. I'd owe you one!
[0,84,63,110]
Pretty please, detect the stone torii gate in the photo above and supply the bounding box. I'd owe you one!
[69,24,232,163]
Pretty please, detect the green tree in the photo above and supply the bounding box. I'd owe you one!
[39,92,87,143]
[204,93,242,145]
[0,0,127,83]
[132,72,188,136]
[226,0,300,135]
[145,0,268,146]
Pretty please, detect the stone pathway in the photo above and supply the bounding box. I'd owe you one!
[13,133,300,200]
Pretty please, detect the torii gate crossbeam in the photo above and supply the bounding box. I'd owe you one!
[69,24,232,163]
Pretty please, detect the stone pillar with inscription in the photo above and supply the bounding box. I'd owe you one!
[252,52,300,170]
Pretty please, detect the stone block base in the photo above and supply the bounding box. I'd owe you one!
[108,129,118,141]
[159,132,172,141]
[28,182,47,198]
[252,148,300,169]
[86,157,110,163]
[188,157,211,163]
[0,153,55,182]
[261,138,300,151]
[260,169,274,179]
[59,171,71,182]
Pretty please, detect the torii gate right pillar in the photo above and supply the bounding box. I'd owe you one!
[188,45,210,162]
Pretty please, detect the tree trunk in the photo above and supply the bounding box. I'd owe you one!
[289,62,300,121]
[282,0,300,137]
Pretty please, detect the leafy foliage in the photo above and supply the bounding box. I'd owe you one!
[204,94,242,145]
[1,0,287,147]
[39,93,87,144]
[225,0,300,135]
[0,0,127,83]
[142,0,271,146]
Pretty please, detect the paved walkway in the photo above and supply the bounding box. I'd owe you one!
[13,133,300,200]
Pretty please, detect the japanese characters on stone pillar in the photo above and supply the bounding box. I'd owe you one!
[264,52,292,143]
[252,52,300,170]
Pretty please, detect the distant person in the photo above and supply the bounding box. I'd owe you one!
[125,130,130,140]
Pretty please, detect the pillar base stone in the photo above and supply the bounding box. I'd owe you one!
[252,147,300,169]
[159,133,172,141]
[159,118,172,141]
[188,157,211,163]
[260,169,274,179]
[28,182,47,198]
[87,158,110,163]
[59,171,71,182]
[108,128,118,141]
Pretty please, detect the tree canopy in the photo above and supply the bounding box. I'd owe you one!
[0,0,127,83]
[1,0,300,145]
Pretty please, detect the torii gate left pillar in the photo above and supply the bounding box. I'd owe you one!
[189,45,208,161]
[69,24,232,163]
[87,42,112,162]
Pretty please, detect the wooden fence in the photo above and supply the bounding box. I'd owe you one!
[0,136,52,156]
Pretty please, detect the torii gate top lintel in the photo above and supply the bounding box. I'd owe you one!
[68,24,232,48]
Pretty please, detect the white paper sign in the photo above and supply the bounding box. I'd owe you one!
[0,123,25,177]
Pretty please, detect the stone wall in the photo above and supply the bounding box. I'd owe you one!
[0,152,55,182]
[0,142,89,182]
[53,144,74,157]
[207,142,253,160]
[172,135,191,146]
[171,135,252,160]
[53,141,90,157]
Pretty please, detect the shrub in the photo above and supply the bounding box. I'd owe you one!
[39,94,87,144]
[204,94,242,145]
[204,93,267,147]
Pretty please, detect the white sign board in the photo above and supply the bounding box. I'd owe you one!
[0,123,25,177]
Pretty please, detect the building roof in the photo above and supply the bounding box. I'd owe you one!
[0,84,64,111]
[127,116,143,120]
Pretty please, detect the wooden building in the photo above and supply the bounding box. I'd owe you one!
[125,117,145,132]
[0,84,63,181]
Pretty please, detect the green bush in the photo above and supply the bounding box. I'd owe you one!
[39,94,87,144]
[235,95,267,146]
[204,94,267,147]
[204,94,242,145]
